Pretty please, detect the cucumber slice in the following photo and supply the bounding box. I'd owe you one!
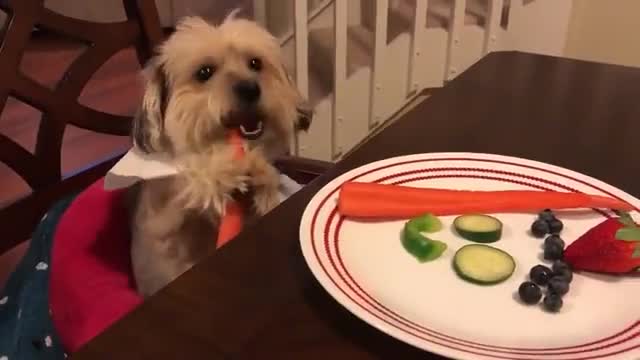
[453,244,515,284]
[454,214,503,243]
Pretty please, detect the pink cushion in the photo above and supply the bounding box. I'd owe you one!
[49,178,143,353]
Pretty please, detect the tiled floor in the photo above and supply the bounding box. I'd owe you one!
[0,32,145,286]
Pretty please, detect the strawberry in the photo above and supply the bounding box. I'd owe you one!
[564,214,640,274]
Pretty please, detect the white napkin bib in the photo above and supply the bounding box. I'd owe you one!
[104,147,303,203]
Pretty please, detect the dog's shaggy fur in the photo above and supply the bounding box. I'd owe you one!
[128,12,312,297]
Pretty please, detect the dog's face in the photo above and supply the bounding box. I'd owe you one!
[132,14,312,158]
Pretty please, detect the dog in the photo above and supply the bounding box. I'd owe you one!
[127,12,312,297]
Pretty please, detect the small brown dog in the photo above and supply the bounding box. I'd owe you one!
[127,12,312,297]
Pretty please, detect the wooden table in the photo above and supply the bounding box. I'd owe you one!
[73,52,640,359]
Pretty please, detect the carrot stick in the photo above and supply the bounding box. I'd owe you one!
[337,182,633,219]
[216,130,245,249]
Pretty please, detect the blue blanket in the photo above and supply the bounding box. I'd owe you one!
[0,195,76,360]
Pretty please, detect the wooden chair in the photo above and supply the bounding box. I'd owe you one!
[0,0,330,257]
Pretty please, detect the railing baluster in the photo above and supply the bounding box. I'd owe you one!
[483,0,503,54]
[293,0,309,156]
[333,0,347,159]
[294,1,309,100]
[506,0,525,51]
[408,0,428,94]
[444,0,466,80]
[252,0,267,28]
[368,0,388,129]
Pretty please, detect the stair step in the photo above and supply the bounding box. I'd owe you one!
[308,71,329,107]
[303,0,497,106]
[364,0,488,38]
[281,55,329,107]
[308,25,373,100]
[427,0,487,28]
[386,0,414,40]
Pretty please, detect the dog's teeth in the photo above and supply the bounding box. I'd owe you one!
[239,122,263,136]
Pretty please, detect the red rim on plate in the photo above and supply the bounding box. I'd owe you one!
[299,153,640,360]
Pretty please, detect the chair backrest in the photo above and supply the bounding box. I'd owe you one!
[0,0,163,255]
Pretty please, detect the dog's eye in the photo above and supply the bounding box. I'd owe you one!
[195,65,215,82]
[248,58,262,72]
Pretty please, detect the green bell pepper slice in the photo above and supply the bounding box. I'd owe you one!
[401,213,447,262]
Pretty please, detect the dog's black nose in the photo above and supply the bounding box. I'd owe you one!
[233,80,261,104]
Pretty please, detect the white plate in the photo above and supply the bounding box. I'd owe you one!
[299,153,640,360]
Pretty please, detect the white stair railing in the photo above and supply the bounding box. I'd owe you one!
[332,0,348,159]
[407,0,428,95]
[257,0,572,162]
[293,0,309,153]
[483,0,504,54]
[369,0,388,130]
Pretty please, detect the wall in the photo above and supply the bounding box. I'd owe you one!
[564,0,640,68]
[506,0,573,57]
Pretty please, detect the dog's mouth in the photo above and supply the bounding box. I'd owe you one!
[239,120,264,140]
[223,110,265,140]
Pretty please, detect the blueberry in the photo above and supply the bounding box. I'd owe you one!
[548,218,564,234]
[543,292,563,312]
[544,241,564,261]
[529,265,553,286]
[544,235,565,249]
[552,260,573,281]
[539,209,556,222]
[555,269,573,283]
[531,219,550,238]
[553,260,570,272]
[548,277,570,296]
[518,281,542,304]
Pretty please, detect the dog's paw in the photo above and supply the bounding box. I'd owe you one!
[176,149,250,214]
[216,166,251,196]
[253,185,280,216]
[213,169,251,214]
[245,149,281,215]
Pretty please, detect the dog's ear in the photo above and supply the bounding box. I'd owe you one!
[281,68,313,132]
[132,58,170,153]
